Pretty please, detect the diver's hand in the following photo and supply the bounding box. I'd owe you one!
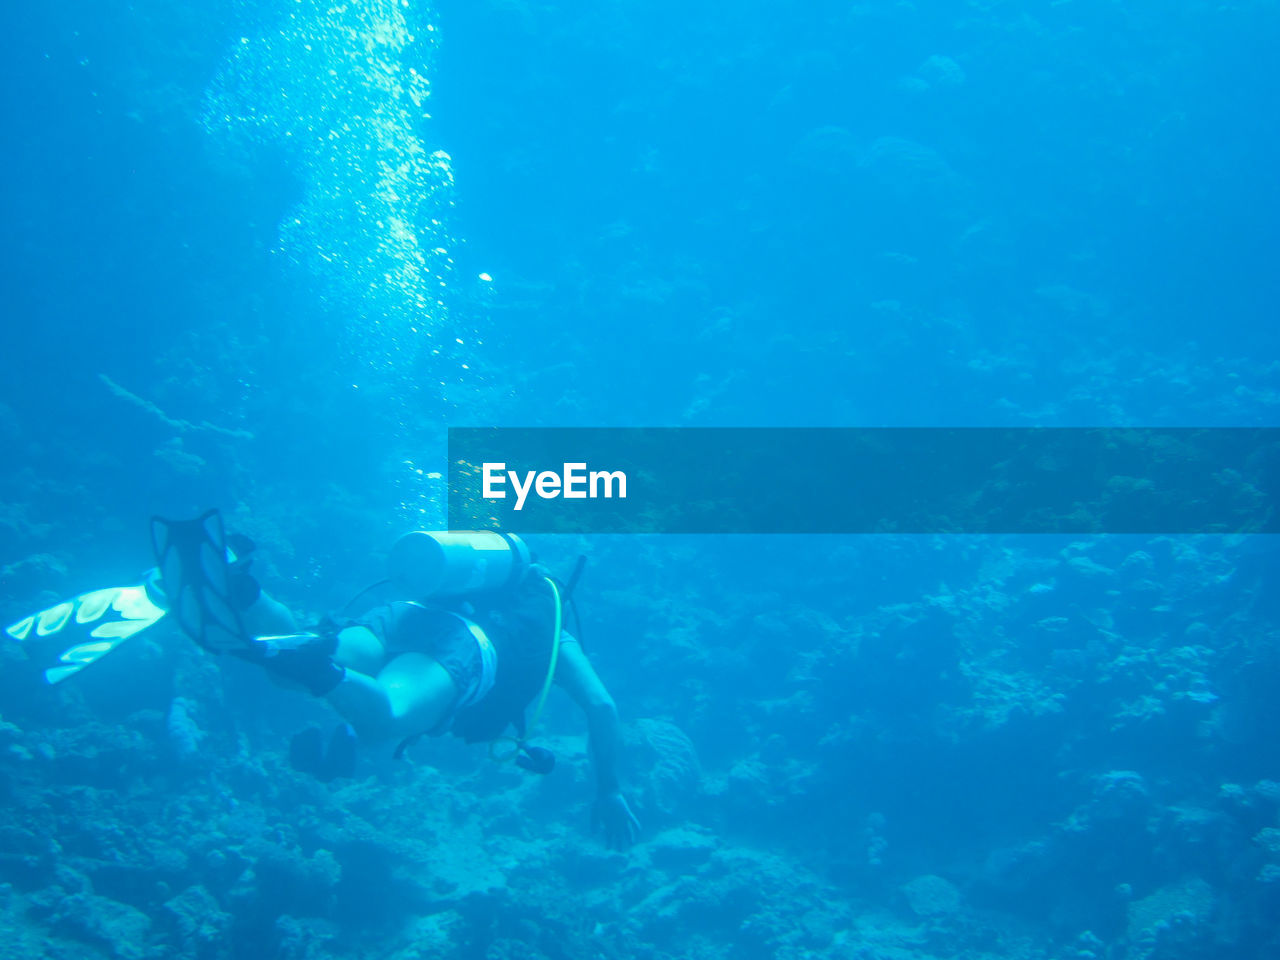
[592,791,641,850]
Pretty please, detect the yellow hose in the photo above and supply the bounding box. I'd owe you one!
[489,575,562,762]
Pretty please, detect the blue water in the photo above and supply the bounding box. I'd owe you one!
[2,1,1278,958]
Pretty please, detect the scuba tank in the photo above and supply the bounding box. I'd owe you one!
[387,530,531,600]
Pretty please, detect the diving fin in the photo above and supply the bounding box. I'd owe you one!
[150,509,250,654]
[5,584,167,684]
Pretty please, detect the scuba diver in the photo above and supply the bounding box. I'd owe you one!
[6,510,641,850]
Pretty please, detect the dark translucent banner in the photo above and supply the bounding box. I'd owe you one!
[447,428,1279,534]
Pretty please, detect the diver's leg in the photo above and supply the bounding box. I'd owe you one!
[241,606,461,743]
[240,591,298,637]
[245,622,385,694]
[324,652,458,743]
[332,625,385,676]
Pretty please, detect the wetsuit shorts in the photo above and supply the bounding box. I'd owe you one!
[360,602,488,702]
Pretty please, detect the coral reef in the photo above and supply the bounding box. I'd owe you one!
[3,0,1278,957]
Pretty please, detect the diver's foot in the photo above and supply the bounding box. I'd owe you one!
[322,724,358,780]
[225,533,261,610]
[289,724,358,782]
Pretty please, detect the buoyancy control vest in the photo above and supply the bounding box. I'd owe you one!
[448,570,560,744]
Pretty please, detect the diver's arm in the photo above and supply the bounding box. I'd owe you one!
[556,640,640,846]
[555,641,622,791]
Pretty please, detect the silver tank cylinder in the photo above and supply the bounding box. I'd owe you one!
[388,530,531,599]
